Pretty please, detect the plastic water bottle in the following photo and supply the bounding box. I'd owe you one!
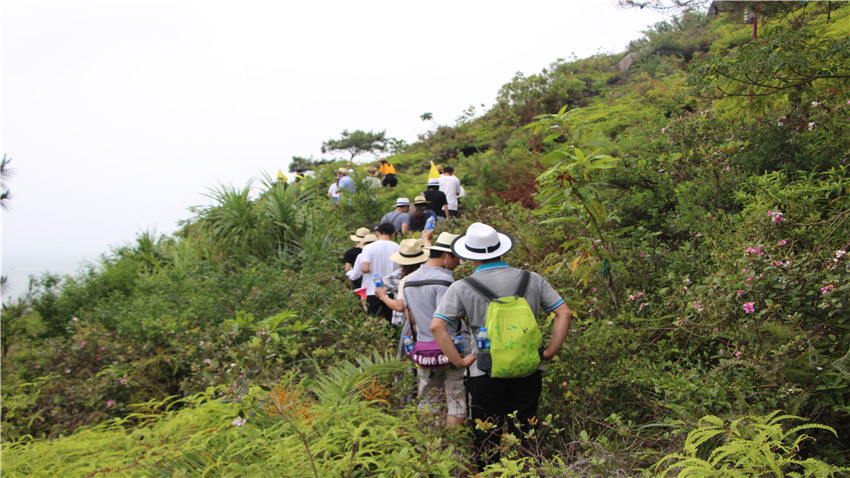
[403,335,414,354]
[476,328,490,352]
[424,216,436,231]
[453,335,464,354]
[373,273,383,288]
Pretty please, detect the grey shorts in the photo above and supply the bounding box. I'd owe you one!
[416,367,466,418]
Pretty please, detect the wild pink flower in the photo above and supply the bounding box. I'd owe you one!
[743,302,755,314]
[737,290,744,296]
[203,358,212,365]
[106,400,115,408]
[72,317,78,322]
[96,356,101,361]
[100,347,106,351]
[119,378,127,384]
[745,247,763,256]
[733,350,742,359]
[80,342,86,348]
[745,276,755,282]
[768,210,786,222]
[821,285,832,294]
[778,240,787,245]
[592,288,598,293]
[65,369,71,374]
[232,417,247,427]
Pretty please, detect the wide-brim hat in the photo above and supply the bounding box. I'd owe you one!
[427,178,440,187]
[425,232,460,254]
[350,227,371,242]
[413,195,428,205]
[390,238,428,265]
[358,234,378,248]
[395,197,411,207]
[337,167,348,174]
[451,222,513,260]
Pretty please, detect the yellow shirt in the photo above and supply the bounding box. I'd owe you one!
[380,162,396,175]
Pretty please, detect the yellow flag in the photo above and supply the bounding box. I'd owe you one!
[428,161,440,180]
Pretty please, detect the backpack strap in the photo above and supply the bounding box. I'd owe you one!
[464,270,531,302]
[404,279,453,288]
[463,276,499,302]
[402,279,453,342]
[515,270,531,297]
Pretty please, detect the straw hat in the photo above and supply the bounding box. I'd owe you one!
[358,234,378,248]
[425,232,460,254]
[451,222,514,261]
[337,167,348,175]
[413,195,429,205]
[350,227,371,242]
[390,239,428,265]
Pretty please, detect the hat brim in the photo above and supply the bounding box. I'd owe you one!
[389,251,428,265]
[451,230,514,261]
[350,235,365,242]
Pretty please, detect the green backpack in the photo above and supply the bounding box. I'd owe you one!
[464,270,543,378]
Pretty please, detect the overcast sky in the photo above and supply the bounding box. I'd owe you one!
[1,0,668,300]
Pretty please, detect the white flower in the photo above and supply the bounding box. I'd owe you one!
[232,417,247,427]
[808,122,816,130]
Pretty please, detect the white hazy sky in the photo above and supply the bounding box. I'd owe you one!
[1,0,668,300]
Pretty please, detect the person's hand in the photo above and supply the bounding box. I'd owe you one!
[457,354,478,369]
[374,286,387,299]
[421,228,434,244]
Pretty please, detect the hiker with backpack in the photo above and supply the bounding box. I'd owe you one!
[380,197,412,234]
[431,222,572,469]
[389,232,467,426]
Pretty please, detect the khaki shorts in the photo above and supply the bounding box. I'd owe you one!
[416,367,466,418]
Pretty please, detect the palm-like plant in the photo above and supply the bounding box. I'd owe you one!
[197,182,273,265]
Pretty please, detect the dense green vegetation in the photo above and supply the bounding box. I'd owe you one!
[3,3,849,476]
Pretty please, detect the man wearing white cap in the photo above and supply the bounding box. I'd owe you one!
[431,222,572,468]
[380,197,412,234]
[423,177,449,220]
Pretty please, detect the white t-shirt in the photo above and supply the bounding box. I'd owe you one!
[359,239,400,296]
[439,174,461,211]
[328,182,340,200]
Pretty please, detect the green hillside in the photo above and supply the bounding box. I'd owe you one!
[2,3,849,476]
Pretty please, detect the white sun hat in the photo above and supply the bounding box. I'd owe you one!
[451,222,513,261]
[425,232,460,253]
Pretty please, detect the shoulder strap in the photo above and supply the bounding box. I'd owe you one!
[464,270,531,301]
[515,270,531,297]
[403,279,452,343]
[463,276,499,302]
[404,279,453,289]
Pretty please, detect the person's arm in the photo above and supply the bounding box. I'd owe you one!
[401,221,409,234]
[431,317,476,369]
[421,229,434,247]
[443,204,450,217]
[541,302,572,360]
[361,261,371,274]
[374,286,405,312]
[344,262,353,273]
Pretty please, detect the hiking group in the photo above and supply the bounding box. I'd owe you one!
[339,163,573,469]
